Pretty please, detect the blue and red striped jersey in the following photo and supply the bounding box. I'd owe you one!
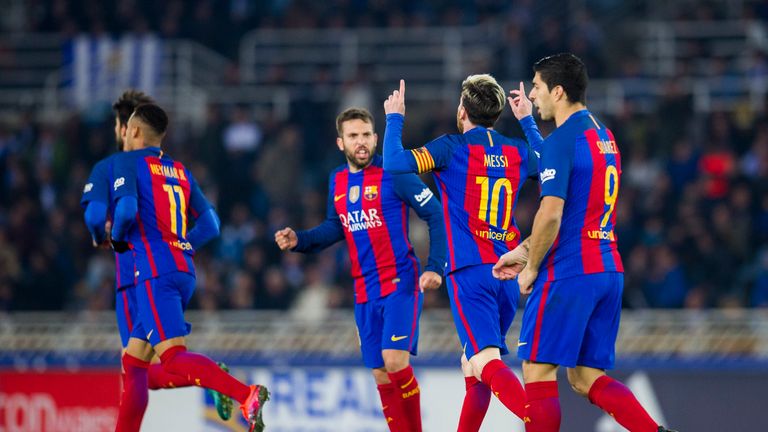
[538,110,624,280]
[383,113,538,274]
[80,153,135,290]
[111,147,212,283]
[293,155,446,304]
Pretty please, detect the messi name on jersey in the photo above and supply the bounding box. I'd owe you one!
[483,154,510,168]
[339,209,382,232]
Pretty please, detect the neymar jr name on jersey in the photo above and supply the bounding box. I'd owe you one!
[149,163,188,181]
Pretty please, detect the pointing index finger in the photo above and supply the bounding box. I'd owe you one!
[400,79,405,98]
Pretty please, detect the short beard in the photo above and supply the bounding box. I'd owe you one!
[346,152,372,171]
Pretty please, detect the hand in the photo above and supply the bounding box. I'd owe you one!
[94,238,112,250]
[274,227,298,251]
[383,79,406,115]
[419,270,442,291]
[508,81,533,120]
[98,220,113,249]
[93,220,113,249]
[492,243,529,280]
[517,267,538,295]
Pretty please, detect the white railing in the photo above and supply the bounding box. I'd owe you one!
[2,309,767,360]
[239,26,494,87]
[635,19,768,77]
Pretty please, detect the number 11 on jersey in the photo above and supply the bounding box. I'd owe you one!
[162,184,187,237]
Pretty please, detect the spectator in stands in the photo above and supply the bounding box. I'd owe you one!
[256,125,303,211]
[255,266,294,310]
[643,245,690,308]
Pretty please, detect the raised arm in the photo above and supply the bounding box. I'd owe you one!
[382,79,452,175]
[382,80,418,174]
[509,81,544,153]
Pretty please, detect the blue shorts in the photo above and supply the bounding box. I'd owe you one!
[518,272,623,369]
[136,272,195,347]
[115,285,146,348]
[447,264,520,359]
[354,285,423,369]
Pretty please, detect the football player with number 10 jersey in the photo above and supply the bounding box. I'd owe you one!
[383,76,542,431]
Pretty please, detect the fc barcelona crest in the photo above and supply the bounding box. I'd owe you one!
[349,185,360,203]
[364,185,378,201]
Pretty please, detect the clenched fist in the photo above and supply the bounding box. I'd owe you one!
[419,270,442,291]
[274,227,298,251]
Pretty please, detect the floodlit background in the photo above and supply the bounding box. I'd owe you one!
[1,0,767,431]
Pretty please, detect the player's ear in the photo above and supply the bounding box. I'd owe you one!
[553,85,564,103]
[336,136,344,151]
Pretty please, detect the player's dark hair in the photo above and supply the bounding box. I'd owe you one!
[533,53,588,104]
[336,107,374,136]
[460,74,506,128]
[132,103,168,137]
[112,90,154,127]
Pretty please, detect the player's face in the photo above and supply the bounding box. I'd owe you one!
[530,72,554,121]
[114,116,126,151]
[337,119,377,170]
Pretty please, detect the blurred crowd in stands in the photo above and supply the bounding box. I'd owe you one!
[2,0,768,313]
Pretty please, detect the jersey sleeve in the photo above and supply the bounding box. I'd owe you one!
[393,173,447,275]
[519,115,544,154]
[111,152,138,203]
[293,173,345,253]
[186,169,214,220]
[80,159,110,207]
[539,132,574,200]
[383,113,452,174]
[525,140,540,179]
[84,201,108,244]
[186,208,220,250]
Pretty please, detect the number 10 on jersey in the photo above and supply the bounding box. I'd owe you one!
[475,176,514,230]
